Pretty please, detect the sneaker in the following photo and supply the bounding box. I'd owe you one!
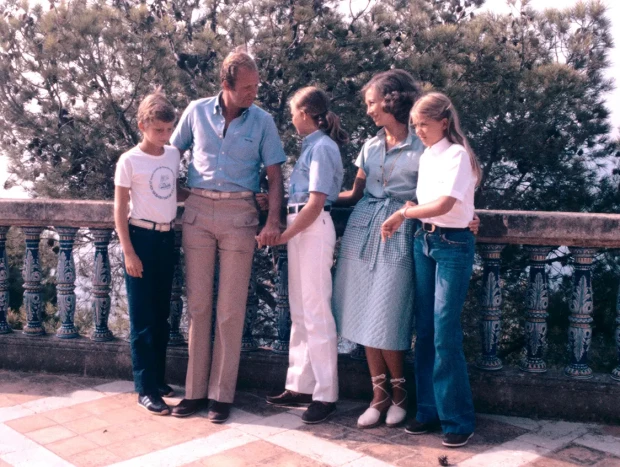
[302,401,336,424]
[442,432,474,448]
[266,390,313,407]
[405,419,441,435]
[158,384,175,398]
[137,394,170,416]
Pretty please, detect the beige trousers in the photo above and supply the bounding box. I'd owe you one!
[181,193,258,403]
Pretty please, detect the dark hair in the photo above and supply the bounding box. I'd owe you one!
[361,69,422,124]
[137,86,176,125]
[220,48,258,89]
[291,86,349,147]
[411,92,482,186]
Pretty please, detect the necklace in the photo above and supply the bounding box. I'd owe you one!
[382,144,406,187]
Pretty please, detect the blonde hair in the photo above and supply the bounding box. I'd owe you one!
[220,49,258,89]
[137,87,176,125]
[291,86,349,147]
[411,92,482,186]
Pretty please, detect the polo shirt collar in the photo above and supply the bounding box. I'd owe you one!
[302,130,324,148]
[214,92,251,119]
[377,127,415,150]
[429,137,451,155]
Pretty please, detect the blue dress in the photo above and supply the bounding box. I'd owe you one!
[332,129,424,350]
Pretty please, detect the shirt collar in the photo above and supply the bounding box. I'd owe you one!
[429,137,451,155]
[213,92,251,119]
[377,127,417,152]
[302,130,324,148]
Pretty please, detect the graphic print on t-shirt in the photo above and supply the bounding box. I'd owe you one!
[149,166,175,199]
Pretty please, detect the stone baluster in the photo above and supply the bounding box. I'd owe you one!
[55,227,79,339]
[90,229,114,341]
[564,247,596,379]
[476,244,505,370]
[350,344,367,360]
[520,246,552,373]
[612,284,620,381]
[272,245,291,354]
[242,255,258,352]
[0,226,11,334]
[168,228,185,346]
[22,227,45,336]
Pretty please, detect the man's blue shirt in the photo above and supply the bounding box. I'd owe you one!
[171,94,286,192]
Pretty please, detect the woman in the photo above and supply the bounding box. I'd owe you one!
[333,69,424,428]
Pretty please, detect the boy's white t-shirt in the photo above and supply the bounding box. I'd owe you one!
[416,137,477,228]
[114,145,180,224]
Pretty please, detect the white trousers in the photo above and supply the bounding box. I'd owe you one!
[285,211,339,402]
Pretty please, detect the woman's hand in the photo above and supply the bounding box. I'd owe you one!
[468,214,480,235]
[124,252,143,278]
[381,210,405,241]
[255,193,269,211]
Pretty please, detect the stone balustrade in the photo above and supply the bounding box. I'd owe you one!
[1,199,620,384]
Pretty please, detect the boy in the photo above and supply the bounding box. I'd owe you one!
[114,89,181,415]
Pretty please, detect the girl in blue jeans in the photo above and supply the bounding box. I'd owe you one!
[381,92,482,448]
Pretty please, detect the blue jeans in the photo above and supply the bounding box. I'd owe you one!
[124,225,176,396]
[413,228,476,434]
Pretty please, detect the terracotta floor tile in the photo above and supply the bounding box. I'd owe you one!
[594,458,620,467]
[97,406,148,424]
[5,413,57,433]
[259,450,329,466]
[106,436,162,461]
[77,397,125,415]
[71,447,123,467]
[62,415,112,435]
[0,394,17,408]
[120,418,176,438]
[5,393,45,404]
[133,427,197,449]
[194,441,292,467]
[26,425,76,445]
[46,435,100,458]
[154,414,227,438]
[83,423,138,447]
[45,405,92,424]
[0,458,13,467]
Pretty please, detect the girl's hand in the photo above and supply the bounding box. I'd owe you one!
[404,200,417,208]
[468,214,480,235]
[125,252,143,278]
[381,211,404,241]
[255,193,269,211]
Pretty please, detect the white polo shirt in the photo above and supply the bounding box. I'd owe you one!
[114,145,180,224]
[416,138,476,228]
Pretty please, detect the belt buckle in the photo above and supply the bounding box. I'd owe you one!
[423,223,436,233]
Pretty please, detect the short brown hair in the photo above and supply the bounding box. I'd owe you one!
[362,70,421,124]
[137,87,176,125]
[220,50,258,89]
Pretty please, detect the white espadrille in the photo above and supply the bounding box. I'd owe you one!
[385,377,408,427]
[357,374,390,429]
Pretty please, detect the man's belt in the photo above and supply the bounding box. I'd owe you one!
[190,188,254,200]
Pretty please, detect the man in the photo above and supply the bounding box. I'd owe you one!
[170,51,285,422]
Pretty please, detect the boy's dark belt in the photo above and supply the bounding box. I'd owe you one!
[287,204,332,214]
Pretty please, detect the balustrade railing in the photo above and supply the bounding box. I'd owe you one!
[0,200,619,382]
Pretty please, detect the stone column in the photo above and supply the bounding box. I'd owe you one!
[22,227,45,336]
[168,228,185,346]
[272,245,291,354]
[612,284,620,381]
[55,227,79,339]
[564,247,596,379]
[242,255,258,352]
[90,229,114,342]
[476,244,505,370]
[520,246,552,373]
[0,226,12,334]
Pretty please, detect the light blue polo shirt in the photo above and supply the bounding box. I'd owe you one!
[288,130,343,206]
[355,128,424,201]
[171,94,286,192]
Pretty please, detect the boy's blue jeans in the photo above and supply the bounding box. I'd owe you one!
[124,225,176,396]
[413,227,476,435]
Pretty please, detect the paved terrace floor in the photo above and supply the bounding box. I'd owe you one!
[0,370,619,467]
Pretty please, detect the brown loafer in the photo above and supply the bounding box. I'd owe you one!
[171,398,209,418]
[208,401,231,424]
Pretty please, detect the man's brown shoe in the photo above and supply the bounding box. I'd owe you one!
[171,398,208,418]
[266,390,313,407]
[208,401,231,423]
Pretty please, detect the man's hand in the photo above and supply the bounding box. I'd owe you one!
[381,211,405,241]
[256,221,280,248]
[124,252,143,278]
[469,214,480,235]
